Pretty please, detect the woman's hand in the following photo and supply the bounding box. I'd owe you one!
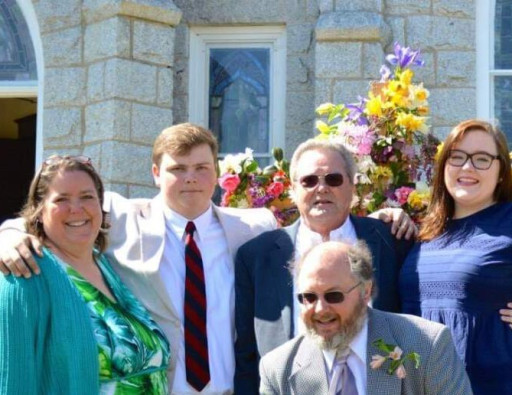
[368,208,418,240]
[0,229,42,278]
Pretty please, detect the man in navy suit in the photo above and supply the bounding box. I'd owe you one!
[234,138,413,394]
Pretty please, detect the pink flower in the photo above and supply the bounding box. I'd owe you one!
[218,173,241,193]
[370,355,386,370]
[394,187,414,205]
[395,364,407,379]
[266,181,285,198]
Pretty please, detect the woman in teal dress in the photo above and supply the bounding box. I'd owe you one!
[0,155,170,394]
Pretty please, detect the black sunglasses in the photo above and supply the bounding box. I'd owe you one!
[299,173,344,189]
[297,282,362,305]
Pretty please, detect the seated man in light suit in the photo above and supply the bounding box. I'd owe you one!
[234,138,414,393]
[0,123,278,394]
[259,241,472,395]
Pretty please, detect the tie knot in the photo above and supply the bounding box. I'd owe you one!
[185,221,196,235]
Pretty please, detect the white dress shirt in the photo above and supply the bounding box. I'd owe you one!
[293,218,357,336]
[322,317,368,395]
[160,204,234,394]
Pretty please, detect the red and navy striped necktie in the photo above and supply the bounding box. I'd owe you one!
[184,221,210,391]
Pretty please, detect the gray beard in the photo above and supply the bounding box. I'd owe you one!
[304,297,367,354]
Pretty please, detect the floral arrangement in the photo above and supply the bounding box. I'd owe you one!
[315,42,440,221]
[370,338,420,379]
[217,148,299,226]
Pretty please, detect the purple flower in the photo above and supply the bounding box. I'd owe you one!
[380,65,392,81]
[386,42,425,69]
[345,97,369,126]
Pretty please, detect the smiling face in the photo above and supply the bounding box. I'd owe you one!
[444,130,501,218]
[298,245,371,351]
[152,144,218,219]
[292,148,355,237]
[40,170,102,253]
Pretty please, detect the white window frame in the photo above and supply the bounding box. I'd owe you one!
[188,26,286,160]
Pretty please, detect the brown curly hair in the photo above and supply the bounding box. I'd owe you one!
[19,155,109,252]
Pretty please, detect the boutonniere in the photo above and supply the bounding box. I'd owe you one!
[370,339,421,379]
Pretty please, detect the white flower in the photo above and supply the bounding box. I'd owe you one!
[370,355,387,370]
[389,346,403,361]
[219,148,254,174]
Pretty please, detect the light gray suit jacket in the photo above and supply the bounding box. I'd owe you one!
[103,191,278,388]
[259,309,472,395]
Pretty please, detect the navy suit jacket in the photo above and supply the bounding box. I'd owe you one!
[234,215,412,394]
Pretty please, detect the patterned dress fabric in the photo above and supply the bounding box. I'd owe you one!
[400,202,512,394]
[57,253,170,394]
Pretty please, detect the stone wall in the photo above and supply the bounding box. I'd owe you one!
[34,0,181,196]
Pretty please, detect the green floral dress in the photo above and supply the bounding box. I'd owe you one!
[56,253,170,394]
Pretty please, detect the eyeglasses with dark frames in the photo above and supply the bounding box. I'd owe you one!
[297,281,362,305]
[447,149,499,170]
[298,173,344,189]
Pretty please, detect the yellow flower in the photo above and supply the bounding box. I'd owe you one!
[396,113,428,133]
[407,190,430,211]
[398,68,414,85]
[366,92,384,117]
[316,102,335,115]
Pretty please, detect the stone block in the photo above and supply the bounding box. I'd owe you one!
[437,51,475,87]
[157,67,173,106]
[307,0,321,17]
[431,126,452,141]
[287,56,309,84]
[316,42,362,79]
[131,104,174,143]
[43,27,82,67]
[83,0,182,26]
[85,100,131,143]
[411,51,435,86]
[334,0,382,12]
[42,147,82,158]
[316,11,390,44]
[45,68,86,106]
[133,21,175,66]
[318,0,334,14]
[104,59,158,103]
[128,184,158,198]
[173,56,188,97]
[43,108,82,146]
[332,80,372,105]
[84,17,131,62]
[385,0,430,15]
[363,43,384,79]
[88,62,105,101]
[386,17,405,49]
[172,95,188,124]
[406,16,475,51]
[174,24,189,57]
[288,23,314,54]
[100,141,154,185]
[433,0,475,18]
[101,182,129,196]
[315,79,334,105]
[429,88,475,125]
[36,0,81,32]
[286,90,315,129]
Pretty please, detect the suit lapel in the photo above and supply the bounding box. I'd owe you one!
[352,216,381,275]
[289,337,329,394]
[270,223,299,338]
[366,309,402,394]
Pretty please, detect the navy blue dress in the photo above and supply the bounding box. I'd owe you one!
[400,203,512,394]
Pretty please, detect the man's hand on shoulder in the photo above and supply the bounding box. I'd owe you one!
[368,208,417,240]
[0,229,42,278]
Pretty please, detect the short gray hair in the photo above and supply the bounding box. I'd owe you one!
[289,138,357,184]
[292,240,374,287]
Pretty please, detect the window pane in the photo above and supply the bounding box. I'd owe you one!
[0,0,37,80]
[495,0,512,69]
[494,76,512,146]
[209,48,270,156]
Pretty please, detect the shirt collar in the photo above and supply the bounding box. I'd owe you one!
[297,216,354,255]
[163,201,214,241]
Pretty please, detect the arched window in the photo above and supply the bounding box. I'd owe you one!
[477,0,512,145]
